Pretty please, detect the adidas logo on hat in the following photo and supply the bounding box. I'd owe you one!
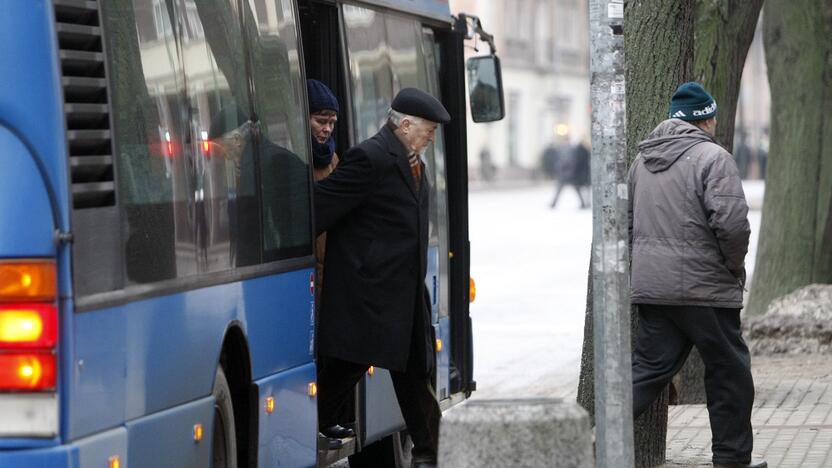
[672,110,687,118]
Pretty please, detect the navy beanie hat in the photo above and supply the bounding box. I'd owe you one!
[668,82,717,121]
[307,79,339,115]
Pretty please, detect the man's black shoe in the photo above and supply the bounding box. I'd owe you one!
[321,424,355,439]
[713,461,767,468]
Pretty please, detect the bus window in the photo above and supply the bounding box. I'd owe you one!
[342,5,394,142]
[243,0,314,261]
[101,0,196,286]
[182,0,260,270]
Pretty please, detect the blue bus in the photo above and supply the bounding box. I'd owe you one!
[0,0,503,466]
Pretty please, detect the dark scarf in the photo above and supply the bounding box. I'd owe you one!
[311,135,336,168]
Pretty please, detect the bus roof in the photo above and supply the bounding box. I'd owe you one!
[354,0,453,24]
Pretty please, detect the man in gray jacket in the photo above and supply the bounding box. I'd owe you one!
[629,82,765,468]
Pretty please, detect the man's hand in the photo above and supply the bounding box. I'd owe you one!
[729,266,747,288]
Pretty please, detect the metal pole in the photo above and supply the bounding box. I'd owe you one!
[589,1,634,467]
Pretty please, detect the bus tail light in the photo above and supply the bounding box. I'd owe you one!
[0,304,58,348]
[0,260,56,302]
[0,259,59,436]
[469,277,477,303]
[0,352,57,391]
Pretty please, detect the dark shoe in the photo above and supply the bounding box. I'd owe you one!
[713,461,767,468]
[318,432,343,450]
[321,424,355,439]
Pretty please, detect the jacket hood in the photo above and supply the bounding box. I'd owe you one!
[637,119,714,173]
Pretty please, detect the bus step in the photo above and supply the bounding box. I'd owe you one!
[317,433,356,467]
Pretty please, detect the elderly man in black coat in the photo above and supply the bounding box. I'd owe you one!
[315,88,450,468]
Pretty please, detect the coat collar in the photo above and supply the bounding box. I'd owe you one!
[378,124,421,198]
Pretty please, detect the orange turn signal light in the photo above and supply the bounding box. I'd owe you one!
[469,277,477,303]
[266,396,275,414]
[435,339,443,352]
[367,366,375,376]
[193,424,203,442]
[0,260,56,302]
[108,456,121,468]
[308,382,318,397]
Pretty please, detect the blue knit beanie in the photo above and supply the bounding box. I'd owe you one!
[668,82,717,121]
[307,79,339,115]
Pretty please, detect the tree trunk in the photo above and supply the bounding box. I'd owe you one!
[694,0,765,151]
[626,3,695,465]
[671,0,765,406]
[578,2,694,466]
[747,0,832,315]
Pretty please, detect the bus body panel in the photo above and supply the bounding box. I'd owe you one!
[436,318,451,399]
[0,0,71,236]
[0,426,127,468]
[69,268,314,440]
[362,370,405,446]
[0,127,56,258]
[125,396,213,468]
[255,362,317,468]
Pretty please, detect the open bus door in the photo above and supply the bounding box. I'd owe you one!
[300,3,504,466]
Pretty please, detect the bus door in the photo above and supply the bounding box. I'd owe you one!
[339,3,460,446]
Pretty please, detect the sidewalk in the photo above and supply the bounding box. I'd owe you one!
[664,355,832,467]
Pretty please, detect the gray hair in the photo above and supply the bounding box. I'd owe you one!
[387,108,423,128]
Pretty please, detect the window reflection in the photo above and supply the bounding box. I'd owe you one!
[343,5,394,142]
[183,0,258,270]
[103,0,307,285]
[105,0,197,284]
[246,0,313,261]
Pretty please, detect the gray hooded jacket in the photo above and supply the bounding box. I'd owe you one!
[628,119,750,308]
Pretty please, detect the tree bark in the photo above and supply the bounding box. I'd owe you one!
[671,0,764,406]
[693,0,765,151]
[578,2,694,466]
[747,0,832,315]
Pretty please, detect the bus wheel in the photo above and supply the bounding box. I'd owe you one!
[348,431,412,468]
[212,367,238,468]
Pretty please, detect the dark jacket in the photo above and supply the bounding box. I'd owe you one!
[314,125,434,374]
[628,119,750,308]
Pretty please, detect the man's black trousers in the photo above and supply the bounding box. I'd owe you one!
[317,356,440,462]
[631,304,755,465]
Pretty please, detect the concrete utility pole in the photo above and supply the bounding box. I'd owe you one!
[588,1,634,467]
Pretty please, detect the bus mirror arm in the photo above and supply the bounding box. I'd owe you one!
[455,13,497,55]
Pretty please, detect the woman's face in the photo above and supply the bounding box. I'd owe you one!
[310,110,338,144]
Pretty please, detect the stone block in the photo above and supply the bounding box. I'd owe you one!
[439,398,594,468]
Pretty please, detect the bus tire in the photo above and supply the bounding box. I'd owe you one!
[212,366,238,468]
[348,431,412,468]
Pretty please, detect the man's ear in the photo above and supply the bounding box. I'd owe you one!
[400,118,411,134]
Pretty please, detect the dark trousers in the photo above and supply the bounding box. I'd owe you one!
[317,356,440,462]
[631,304,755,465]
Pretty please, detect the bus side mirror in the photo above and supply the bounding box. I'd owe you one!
[466,55,505,123]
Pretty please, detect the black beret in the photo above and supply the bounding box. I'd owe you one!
[391,88,451,124]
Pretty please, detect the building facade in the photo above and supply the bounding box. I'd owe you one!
[451,0,590,180]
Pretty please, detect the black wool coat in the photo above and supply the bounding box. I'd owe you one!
[314,124,434,375]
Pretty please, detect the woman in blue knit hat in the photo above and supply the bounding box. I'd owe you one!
[307,79,357,446]
[307,79,341,181]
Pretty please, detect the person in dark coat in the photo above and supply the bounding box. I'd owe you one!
[315,88,450,468]
[629,82,766,468]
[550,137,589,209]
